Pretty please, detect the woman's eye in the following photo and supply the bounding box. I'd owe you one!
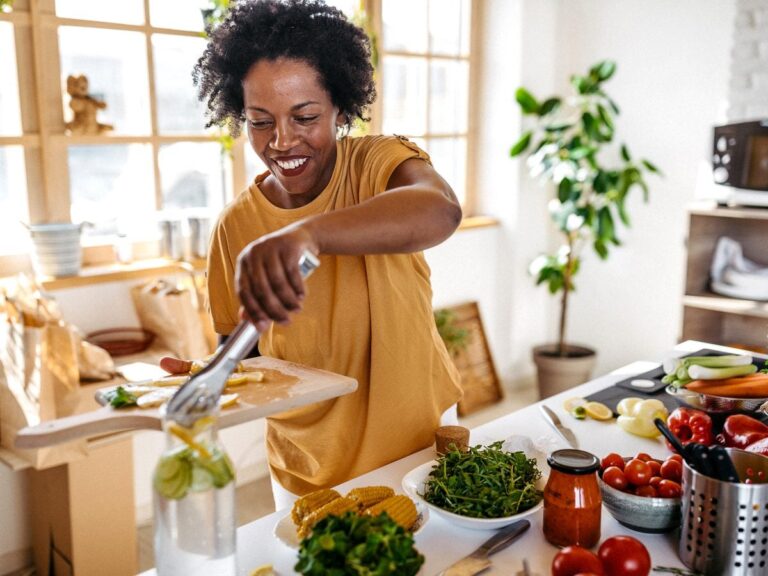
[249,120,272,129]
[296,115,319,124]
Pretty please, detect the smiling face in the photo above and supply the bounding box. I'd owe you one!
[243,57,345,208]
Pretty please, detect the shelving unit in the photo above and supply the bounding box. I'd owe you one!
[682,203,768,351]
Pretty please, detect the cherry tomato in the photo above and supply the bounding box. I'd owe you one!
[601,453,625,471]
[667,453,683,463]
[647,460,661,477]
[635,452,653,462]
[660,459,682,482]
[649,476,663,489]
[598,536,651,576]
[602,466,628,491]
[624,458,652,487]
[657,479,682,498]
[551,545,605,576]
[634,484,658,498]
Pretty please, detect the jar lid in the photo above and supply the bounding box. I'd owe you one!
[547,449,600,475]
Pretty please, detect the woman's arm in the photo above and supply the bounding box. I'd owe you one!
[236,158,462,330]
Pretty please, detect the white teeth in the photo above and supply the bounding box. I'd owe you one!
[275,158,307,170]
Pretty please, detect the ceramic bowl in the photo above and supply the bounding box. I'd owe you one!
[599,476,681,533]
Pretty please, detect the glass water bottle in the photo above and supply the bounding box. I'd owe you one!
[153,413,236,576]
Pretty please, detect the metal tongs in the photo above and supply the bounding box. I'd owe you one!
[164,250,320,428]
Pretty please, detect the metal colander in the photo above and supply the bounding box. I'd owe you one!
[679,449,768,575]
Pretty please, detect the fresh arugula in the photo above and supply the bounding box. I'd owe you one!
[422,441,542,518]
[104,386,138,408]
[295,512,424,576]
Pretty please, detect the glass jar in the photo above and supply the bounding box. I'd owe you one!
[153,413,237,576]
[543,448,602,548]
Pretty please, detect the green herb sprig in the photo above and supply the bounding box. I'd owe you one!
[422,441,542,518]
[295,512,424,576]
[104,385,138,408]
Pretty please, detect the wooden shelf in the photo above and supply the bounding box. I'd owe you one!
[31,258,205,291]
[681,205,768,349]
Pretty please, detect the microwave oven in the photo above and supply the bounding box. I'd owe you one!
[712,120,768,206]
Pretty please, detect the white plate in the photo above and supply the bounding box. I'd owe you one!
[401,460,544,530]
[273,499,430,549]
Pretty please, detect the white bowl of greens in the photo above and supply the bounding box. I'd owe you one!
[401,441,545,530]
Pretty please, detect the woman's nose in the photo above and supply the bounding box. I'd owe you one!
[271,122,298,151]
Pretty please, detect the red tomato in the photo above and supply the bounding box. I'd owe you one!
[634,484,658,498]
[649,476,663,489]
[660,459,682,482]
[635,452,653,462]
[601,453,625,471]
[667,453,683,463]
[657,479,682,498]
[624,459,652,486]
[602,466,628,491]
[552,546,605,576]
[598,536,651,576]
[647,460,661,477]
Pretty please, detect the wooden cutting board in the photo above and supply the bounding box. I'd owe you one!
[14,356,357,449]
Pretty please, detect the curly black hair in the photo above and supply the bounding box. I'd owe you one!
[193,0,376,137]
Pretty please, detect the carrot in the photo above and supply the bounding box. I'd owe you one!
[685,373,768,398]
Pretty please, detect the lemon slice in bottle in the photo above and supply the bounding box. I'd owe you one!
[584,401,613,421]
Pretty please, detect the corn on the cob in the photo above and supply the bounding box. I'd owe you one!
[298,496,358,539]
[346,486,395,509]
[290,488,341,525]
[363,495,418,530]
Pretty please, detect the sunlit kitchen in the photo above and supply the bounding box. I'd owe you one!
[1,1,767,575]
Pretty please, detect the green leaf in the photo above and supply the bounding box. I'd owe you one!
[558,178,572,203]
[608,98,621,115]
[593,239,609,259]
[593,170,609,193]
[509,131,532,157]
[596,104,614,131]
[616,198,630,226]
[592,60,616,81]
[539,97,561,116]
[620,144,631,162]
[544,122,572,133]
[569,146,595,160]
[571,74,592,94]
[515,88,540,114]
[597,207,614,243]
[582,112,597,139]
[641,159,662,174]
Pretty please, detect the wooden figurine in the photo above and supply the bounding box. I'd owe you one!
[64,74,113,135]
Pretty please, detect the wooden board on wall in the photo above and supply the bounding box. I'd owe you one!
[436,301,503,416]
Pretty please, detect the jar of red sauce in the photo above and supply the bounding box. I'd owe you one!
[543,449,602,548]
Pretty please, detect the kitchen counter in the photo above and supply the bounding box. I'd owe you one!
[143,340,745,575]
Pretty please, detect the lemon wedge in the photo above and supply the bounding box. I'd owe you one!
[563,397,587,412]
[219,393,239,408]
[584,401,613,421]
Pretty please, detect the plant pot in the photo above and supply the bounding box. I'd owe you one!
[532,344,597,399]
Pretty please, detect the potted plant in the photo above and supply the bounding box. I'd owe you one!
[510,60,661,397]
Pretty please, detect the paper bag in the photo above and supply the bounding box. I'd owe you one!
[130,280,213,360]
[0,290,87,469]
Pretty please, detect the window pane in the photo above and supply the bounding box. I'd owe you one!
[430,59,468,134]
[59,27,152,135]
[428,137,466,205]
[55,0,144,25]
[383,0,427,53]
[325,0,357,18]
[150,0,208,31]
[429,0,471,56]
[0,147,29,253]
[0,23,21,136]
[153,34,208,134]
[382,57,427,136]
[159,142,225,211]
[69,145,155,238]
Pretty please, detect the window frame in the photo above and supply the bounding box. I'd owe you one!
[0,0,481,276]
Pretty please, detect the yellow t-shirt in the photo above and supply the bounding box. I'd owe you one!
[207,135,462,494]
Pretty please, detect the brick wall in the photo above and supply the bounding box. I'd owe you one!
[728,0,768,120]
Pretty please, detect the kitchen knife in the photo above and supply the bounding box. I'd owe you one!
[435,520,530,576]
[539,405,579,448]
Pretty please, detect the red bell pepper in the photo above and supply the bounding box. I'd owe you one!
[666,408,714,450]
[716,414,768,456]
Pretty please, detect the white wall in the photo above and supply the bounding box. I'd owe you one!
[0,1,739,572]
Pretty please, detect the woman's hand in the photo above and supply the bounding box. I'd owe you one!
[235,224,319,331]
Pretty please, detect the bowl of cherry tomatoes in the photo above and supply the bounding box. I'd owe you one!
[598,451,682,533]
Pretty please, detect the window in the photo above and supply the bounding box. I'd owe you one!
[0,0,476,273]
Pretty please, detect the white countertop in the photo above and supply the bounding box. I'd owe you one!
[144,340,749,575]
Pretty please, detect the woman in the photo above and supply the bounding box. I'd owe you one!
[180,0,462,507]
